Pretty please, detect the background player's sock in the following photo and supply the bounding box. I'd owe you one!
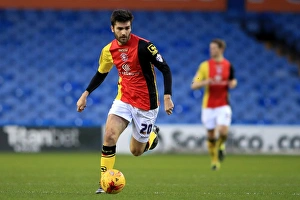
[217,135,227,162]
[217,135,227,150]
[207,138,218,164]
[100,145,116,178]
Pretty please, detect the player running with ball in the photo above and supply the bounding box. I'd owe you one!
[191,39,237,170]
[77,10,174,193]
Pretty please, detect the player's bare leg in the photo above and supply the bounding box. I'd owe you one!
[103,114,129,146]
[207,129,219,170]
[96,114,129,194]
[217,125,229,162]
[130,125,160,156]
[130,137,147,156]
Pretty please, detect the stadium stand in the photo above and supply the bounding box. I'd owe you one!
[0,9,299,126]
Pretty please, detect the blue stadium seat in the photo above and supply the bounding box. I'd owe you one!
[0,9,299,125]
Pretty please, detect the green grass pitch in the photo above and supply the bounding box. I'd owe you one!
[0,153,299,200]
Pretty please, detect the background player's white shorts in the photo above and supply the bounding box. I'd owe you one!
[201,105,232,130]
[108,100,159,143]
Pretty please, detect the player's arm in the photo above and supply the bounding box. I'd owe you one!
[191,62,211,90]
[77,71,108,112]
[191,79,212,90]
[77,44,113,112]
[228,64,237,89]
[145,43,174,115]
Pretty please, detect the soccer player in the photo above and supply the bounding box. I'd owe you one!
[191,39,237,170]
[76,10,174,193]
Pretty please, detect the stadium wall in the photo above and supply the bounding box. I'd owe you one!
[113,125,300,155]
[0,0,227,10]
[1,125,299,154]
[1,0,300,11]
[246,0,300,12]
[0,126,102,152]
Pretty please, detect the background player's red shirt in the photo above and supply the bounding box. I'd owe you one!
[193,58,235,108]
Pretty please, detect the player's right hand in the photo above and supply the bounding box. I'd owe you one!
[76,91,89,112]
[205,78,213,85]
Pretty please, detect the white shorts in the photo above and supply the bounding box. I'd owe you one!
[108,100,159,143]
[201,105,232,130]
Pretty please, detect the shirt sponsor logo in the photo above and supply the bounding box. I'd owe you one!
[122,63,131,72]
[147,44,158,56]
[121,63,139,76]
[214,75,222,82]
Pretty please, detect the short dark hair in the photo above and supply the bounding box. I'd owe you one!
[111,9,134,26]
[211,39,226,50]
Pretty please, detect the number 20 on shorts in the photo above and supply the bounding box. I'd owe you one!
[140,123,153,134]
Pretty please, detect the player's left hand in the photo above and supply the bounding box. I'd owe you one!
[228,79,237,89]
[164,94,174,115]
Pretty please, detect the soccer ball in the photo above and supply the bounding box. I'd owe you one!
[101,169,126,194]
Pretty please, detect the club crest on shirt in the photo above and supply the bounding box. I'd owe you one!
[216,64,222,74]
[120,53,128,62]
[147,44,158,56]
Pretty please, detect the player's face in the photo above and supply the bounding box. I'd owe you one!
[209,43,222,58]
[111,21,132,45]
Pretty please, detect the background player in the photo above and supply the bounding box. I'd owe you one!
[76,9,174,193]
[191,39,237,170]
